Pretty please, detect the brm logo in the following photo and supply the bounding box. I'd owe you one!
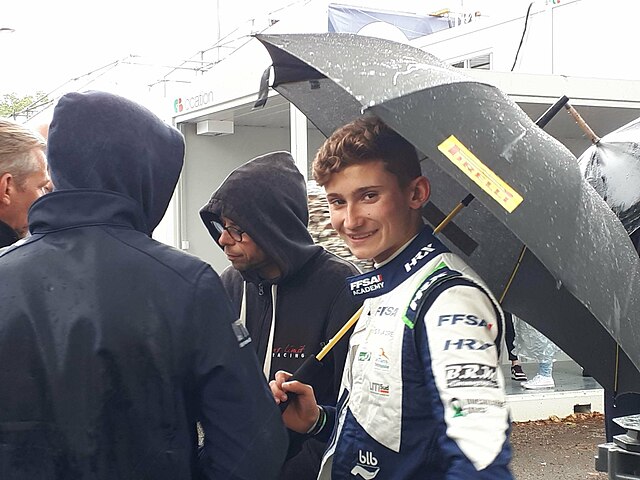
[350,450,380,479]
[404,244,436,272]
[445,363,498,388]
[443,339,495,351]
[350,274,384,296]
[438,314,492,329]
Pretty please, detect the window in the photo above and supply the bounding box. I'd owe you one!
[451,53,492,70]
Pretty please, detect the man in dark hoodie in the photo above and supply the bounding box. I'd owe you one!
[0,91,287,480]
[200,151,361,479]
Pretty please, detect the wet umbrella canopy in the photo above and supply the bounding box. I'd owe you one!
[578,116,640,237]
[255,33,640,392]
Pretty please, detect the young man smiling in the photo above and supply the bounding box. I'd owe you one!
[271,116,512,479]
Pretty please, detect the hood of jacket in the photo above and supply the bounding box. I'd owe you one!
[200,151,320,283]
[46,90,185,235]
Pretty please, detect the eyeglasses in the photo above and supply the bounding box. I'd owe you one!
[212,221,245,242]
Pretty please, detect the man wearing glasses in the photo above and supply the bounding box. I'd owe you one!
[200,151,361,480]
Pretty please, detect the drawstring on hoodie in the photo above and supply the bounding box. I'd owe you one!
[240,282,247,327]
[240,281,278,380]
[263,284,277,379]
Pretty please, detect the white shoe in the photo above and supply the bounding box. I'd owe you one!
[521,374,555,390]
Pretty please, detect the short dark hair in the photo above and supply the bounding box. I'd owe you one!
[312,116,420,187]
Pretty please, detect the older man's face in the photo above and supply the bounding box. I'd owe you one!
[6,149,52,237]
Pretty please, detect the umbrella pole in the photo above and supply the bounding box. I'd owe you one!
[433,194,474,234]
[615,345,620,394]
[565,103,601,144]
[316,306,363,361]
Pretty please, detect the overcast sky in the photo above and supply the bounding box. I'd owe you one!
[0,0,297,95]
[1,0,534,97]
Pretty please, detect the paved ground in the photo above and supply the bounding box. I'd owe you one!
[511,412,608,479]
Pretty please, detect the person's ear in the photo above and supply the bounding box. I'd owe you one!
[0,173,13,206]
[408,176,430,209]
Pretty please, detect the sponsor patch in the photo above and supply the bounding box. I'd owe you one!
[438,134,523,213]
[403,268,461,329]
[374,306,399,317]
[351,451,380,479]
[373,349,390,371]
[370,327,394,338]
[443,338,495,351]
[404,244,436,272]
[438,313,492,329]
[449,397,506,417]
[445,363,499,388]
[350,274,384,296]
[272,344,306,359]
[358,351,372,362]
[369,382,390,396]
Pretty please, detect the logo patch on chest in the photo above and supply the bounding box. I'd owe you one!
[373,348,390,371]
[271,344,306,358]
[445,363,498,388]
[369,381,390,396]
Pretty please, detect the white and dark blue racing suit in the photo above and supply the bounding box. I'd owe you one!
[317,226,512,479]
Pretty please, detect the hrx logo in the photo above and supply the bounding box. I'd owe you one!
[443,339,494,351]
[404,244,435,272]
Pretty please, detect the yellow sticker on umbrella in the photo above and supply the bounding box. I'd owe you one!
[438,135,523,213]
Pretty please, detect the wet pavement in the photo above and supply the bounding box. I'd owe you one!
[511,413,607,479]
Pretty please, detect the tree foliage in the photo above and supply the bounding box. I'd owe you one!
[0,92,50,120]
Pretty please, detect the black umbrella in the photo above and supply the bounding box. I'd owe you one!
[255,32,640,393]
[577,116,640,237]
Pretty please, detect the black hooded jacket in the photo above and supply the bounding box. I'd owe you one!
[0,91,287,480]
[200,152,361,479]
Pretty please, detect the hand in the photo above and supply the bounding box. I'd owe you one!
[270,370,320,434]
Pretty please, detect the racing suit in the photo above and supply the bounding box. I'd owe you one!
[317,226,512,479]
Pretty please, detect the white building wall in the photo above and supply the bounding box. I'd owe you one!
[416,5,553,74]
[550,0,640,80]
[414,0,640,80]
